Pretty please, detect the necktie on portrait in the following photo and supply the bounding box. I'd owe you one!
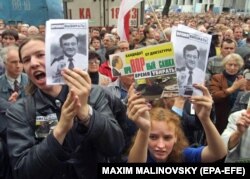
[187,70,193,86]
[14,80,19,92]
[68,58,74,69]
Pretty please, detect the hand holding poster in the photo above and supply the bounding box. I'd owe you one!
[110,42,179,100]
[45,19,89,85]
[172,25,212,96]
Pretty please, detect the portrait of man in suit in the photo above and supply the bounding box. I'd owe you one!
[177,44,205,96]
[50,33,87,83]
[111,55,123,76]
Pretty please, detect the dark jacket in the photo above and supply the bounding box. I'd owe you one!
[0,131,12,179]
[102,88,137,162]
[231,91,250,114]
[6,85,124,179]
[181,100,216,146]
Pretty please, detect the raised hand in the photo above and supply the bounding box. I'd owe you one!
[236,111,250,134]
[127,83,151,132]
[190,84,213,121]
[53,89,80,144]
[62,68,92,123]
[232,76,247,91]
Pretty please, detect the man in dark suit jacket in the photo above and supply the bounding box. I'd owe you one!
[176,44,205,96]
[50,33,87,84]
[0,45,28,114]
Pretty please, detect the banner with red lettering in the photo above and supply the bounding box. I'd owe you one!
[117,0,143,41]
[109,42,179,99]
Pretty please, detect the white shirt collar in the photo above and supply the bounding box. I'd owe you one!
[5,73,21,88]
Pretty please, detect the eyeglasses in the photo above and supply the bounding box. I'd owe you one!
[89,60,100,65]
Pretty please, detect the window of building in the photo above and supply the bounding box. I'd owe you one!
[178,0,184,5]
[185,0,191,5]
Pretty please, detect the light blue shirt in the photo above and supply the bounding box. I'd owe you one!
[172,106,183,117]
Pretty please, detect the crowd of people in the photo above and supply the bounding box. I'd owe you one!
[0,10,250,179]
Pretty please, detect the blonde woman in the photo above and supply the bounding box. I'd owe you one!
[127,83,226,163]
[210,53,246,134]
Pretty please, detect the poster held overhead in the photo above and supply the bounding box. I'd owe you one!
[172,25,212,96]
[110,42,179,100]
[45,19,89,85]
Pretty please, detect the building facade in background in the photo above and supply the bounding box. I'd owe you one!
[147,0,250,14]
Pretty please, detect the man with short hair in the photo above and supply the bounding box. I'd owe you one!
[96,33,116,63]
[0,45,28,114]
[206,39,236,84]
[118,40,129,52]
[90,27,100,38]
[50,33,87,83]
[0,29,20,75]
[0,45,28,179]
[1,29,19,47]
[177,44,205,96]
[233,26,245,47]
